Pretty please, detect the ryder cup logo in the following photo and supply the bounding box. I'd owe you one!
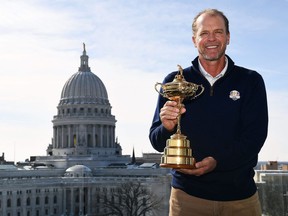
[229,90,240,101]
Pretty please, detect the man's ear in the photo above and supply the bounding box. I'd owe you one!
[192,36,197,47]
[226,33,230,45]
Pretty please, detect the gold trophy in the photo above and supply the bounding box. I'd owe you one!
[155,65,204,169]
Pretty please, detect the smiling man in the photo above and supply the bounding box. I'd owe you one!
[149,9,268,216]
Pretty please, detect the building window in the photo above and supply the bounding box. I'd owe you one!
[53,195,57,204]
[17,198,21,207]
[7,199,11,208]
[45,196,49,204]
[36,197,40,205]
[26,197,31,206]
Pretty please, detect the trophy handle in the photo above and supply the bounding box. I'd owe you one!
[189,84,205,99]
[155,83,165,97]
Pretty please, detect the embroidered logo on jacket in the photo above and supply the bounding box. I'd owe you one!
[229,90,240,101]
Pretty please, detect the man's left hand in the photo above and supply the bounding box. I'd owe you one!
[177,157,217,176]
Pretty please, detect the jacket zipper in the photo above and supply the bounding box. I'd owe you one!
[210,86,214,96]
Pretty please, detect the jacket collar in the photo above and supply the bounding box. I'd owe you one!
[191,55,235,75]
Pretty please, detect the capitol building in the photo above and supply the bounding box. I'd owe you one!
[0,45,171,216]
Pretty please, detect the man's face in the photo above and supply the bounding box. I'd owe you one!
[192,13,230,62]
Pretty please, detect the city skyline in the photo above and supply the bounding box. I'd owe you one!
[0,0,287,162]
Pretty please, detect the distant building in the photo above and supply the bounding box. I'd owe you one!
[136,153,163,164]
[0,45,170,216]
[0,153,14,165]
[260,161,278,170]
[255,161,288,215]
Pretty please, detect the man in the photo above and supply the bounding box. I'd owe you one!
[149,9,268,216]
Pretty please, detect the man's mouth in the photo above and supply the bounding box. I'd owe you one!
[206,45,218,49]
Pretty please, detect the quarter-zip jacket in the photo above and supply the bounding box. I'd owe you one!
[149,55,268,201]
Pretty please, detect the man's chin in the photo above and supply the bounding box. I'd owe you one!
[203,53,225,61]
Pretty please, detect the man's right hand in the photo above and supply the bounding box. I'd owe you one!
[159,101,186,132]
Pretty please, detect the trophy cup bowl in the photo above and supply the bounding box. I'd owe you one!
[155,65,204,169]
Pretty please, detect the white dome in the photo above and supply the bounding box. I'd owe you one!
[59,45,109,106]
[65,165,92,177]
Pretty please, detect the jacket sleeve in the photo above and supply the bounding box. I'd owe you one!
[213,72,268,171]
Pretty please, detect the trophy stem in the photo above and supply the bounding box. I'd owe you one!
[175,99,183,135]
[176,114,181,134]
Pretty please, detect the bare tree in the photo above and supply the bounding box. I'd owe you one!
[98,181,163,216]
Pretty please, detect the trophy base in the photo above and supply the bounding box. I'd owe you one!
[160,163,195,169]
[160,134,196,169]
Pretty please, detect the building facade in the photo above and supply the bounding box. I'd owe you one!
[0,45,170,216]
[255,161,288,216]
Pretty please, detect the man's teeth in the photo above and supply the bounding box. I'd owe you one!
[207,45,217,49]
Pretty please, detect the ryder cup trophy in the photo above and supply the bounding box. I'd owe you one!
[155,65,204,169]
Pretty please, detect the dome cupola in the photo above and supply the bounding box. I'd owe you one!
[59,43,109,106]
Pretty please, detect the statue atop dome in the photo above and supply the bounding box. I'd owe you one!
[79,43,91,72]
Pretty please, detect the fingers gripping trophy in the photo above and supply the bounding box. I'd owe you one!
[155,65,204,169]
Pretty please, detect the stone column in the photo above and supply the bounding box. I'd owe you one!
[53,127,56,148]
[70,188,74,214]
[93,125,96,147]
[68,125,71,148]
[61,126,65,148]
[99,125,103,147]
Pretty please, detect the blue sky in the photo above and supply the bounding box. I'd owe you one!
[0,0,287,162]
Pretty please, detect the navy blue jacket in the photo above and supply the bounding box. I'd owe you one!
[149,55,268,201]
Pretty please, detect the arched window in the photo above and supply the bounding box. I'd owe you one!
[53,195,57,204]
[17,198,21,207]
[36,197,40,205]
[26,197,31,206]
[7,199,11,207]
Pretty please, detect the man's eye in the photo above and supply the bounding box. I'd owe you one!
[215,30,223,34]
[200,32,208,36]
